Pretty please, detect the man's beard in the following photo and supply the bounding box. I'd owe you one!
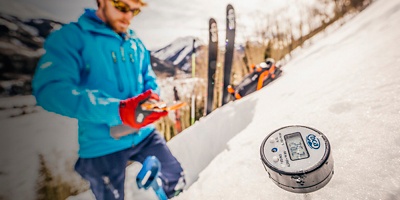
[103,7,129,33]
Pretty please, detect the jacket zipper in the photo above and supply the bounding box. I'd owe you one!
[129,53,134,63]
[129,53,138,92]
[111,51,124,92]
[120,47,126,61]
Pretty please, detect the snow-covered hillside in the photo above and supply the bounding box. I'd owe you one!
[170,0,400,199]
[151,36,203,72]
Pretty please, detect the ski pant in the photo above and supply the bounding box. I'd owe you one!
[74,130,185,199]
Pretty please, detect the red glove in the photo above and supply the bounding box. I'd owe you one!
[119,90,168,129]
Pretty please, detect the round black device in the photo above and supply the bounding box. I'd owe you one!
[260,125,334,193]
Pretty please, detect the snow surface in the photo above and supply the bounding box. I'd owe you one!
[2,0,400,199]
[0,108,80,199]
[170,0,400,199]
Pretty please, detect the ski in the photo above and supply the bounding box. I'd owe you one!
[205,18,218,115]
[222,4,236,105]
[191,39,196,124]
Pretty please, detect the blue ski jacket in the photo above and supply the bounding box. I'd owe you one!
[33,9,159,158]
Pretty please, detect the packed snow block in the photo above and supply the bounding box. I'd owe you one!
[0,95,36,109]
[0,110,79,200]
[167,96,258,188]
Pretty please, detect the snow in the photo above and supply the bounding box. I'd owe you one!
[170,0,400,199]
[0,109,80,199]
[0,17,19,31]
[2,0,400,199]
[0,95,36,109]
[152,37,201,59]
[151,36,203,70]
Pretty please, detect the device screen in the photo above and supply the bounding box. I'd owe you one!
[285,132,310,161]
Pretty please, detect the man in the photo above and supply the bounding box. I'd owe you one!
[32,0,185,199]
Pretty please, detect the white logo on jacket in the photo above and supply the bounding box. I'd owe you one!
[40,62,53,69]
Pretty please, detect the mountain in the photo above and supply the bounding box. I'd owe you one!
[151,36,204,73]
[149,54,176,78]
[0,13,62,96]
[0,13,62,75]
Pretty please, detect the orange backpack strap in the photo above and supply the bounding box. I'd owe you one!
[257,70,270,90]
[269,64,276,79]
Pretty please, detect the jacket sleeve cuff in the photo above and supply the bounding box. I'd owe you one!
[108,100,123,126]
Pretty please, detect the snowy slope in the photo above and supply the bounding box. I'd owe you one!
[151,36,203,72]
[0,108,80,199]
[169,0,400,199]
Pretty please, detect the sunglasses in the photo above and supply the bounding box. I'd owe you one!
[110,0,141,16]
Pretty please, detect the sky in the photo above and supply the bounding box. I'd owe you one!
[1,0,400,199]
[0,0,293,50]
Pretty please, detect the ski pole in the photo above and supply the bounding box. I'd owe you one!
[191,39,196,125]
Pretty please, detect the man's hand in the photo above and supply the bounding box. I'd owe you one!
[119,90,168,129]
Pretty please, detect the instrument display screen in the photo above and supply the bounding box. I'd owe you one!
[284,132,310,161]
